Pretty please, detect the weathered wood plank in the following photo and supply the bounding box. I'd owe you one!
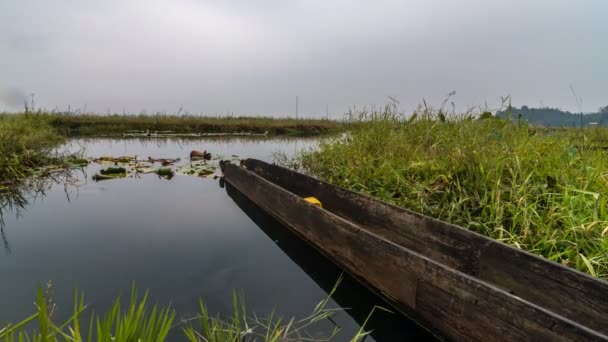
[241,159,608,335]
[223,162,607,341]
[224,182,438,341]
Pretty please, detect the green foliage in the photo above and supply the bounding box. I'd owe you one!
[1,277,378,341]
[31,112,342,137]
[479,111,493,120]
[295,108,608,279]
[155,168,175,179]
[0,114,65,183]
[0,286,175,342]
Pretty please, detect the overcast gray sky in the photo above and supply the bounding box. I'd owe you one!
[1,0,606,117]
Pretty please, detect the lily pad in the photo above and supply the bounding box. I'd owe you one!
[155,168,175,179]
[100,167,127,175]
[176,164,217,178]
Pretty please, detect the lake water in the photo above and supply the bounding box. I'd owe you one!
[0,137,435,341]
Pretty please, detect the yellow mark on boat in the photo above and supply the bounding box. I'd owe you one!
[304,197,322,208]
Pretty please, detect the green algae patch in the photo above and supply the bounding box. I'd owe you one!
[155,168,175,179]
[88,154,231,181]
[175,163,217,178]
[100,167,127,175]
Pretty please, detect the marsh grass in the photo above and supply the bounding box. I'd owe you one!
[1,276,383,341]
[292,105,608,279]
[0,286,174,342]
[0,114,67,184]
[27,112,341,137]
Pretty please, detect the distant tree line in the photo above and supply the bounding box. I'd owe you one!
[496,105,608,127]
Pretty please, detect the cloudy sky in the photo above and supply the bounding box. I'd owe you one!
[1,0,606,117]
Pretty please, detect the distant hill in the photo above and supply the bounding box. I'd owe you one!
[496,105,608,127]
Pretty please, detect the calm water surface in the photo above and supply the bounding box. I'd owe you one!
[0,137,434,341]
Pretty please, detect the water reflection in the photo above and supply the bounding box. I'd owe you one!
[61,136,318,159]
[224,182,436,341]
[0,169,85,254]
[1,137,432,341]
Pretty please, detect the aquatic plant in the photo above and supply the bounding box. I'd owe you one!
[0,286,174,341]
[155,168,175,179]
[92,167,128,181]
[0,277,381,341]
[293,104,608,279]
[99,167,127,175]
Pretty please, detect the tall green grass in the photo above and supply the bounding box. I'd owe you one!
[294,106,608,279]
[0,278,390,342]
[0,114,65,184]
[0,286,174,342]
[1,278,380,341]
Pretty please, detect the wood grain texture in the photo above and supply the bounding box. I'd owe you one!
[224,162,607,341]
[241,159,608,335]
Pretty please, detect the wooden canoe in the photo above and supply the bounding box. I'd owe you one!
[221,159,608,341]
[224,181,437,341]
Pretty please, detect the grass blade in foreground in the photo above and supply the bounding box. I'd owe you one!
[2,277,381,341]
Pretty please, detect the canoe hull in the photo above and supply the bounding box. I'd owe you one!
[239,159,608,335]
[222,160,607,341]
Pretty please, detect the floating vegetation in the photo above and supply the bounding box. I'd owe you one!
[198,169,215,177]
[135,166,156,174]
[95,156,135,164]
[148,157,181,166]
[67,158,89,167]
[175,163,218,178]
[155,168,175,179]
[99,167,126,175]
[93,167,127,181]
[87,153,234,182]
[92,173,126,182]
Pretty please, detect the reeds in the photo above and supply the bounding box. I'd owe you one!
[0,114,65,183]
[0,286,174,341]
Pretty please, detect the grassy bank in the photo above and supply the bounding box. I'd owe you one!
[27,112,342,137]
[0,114,71,185]
[0,111,338,182]
[294,109,608,279]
